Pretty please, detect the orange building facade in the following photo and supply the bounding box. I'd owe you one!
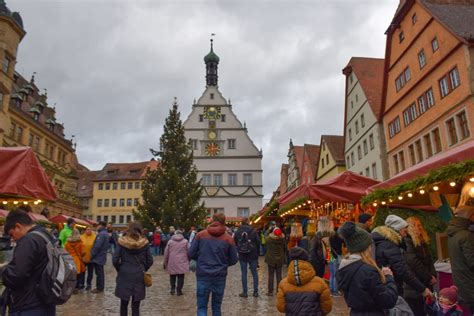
[383,0,474,177]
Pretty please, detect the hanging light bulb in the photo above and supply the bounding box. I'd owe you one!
[2,201,7,205]
[433,185,439,191]
[470,177,474,182]
[373,202,378,207]
[37,200,42,203]
[407,193,413,198]
[449,182,456,187]
[307,200,312,204]
[13,201,18,205]
[470,187,474,198]
[23,201,28,205]
[419,189,425,195]
[381,201,386,205]
[389,199,393,203]
[398,196,403,200]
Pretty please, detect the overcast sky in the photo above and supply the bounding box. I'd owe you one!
[11,0,399,200]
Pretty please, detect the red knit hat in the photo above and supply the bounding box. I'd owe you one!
[439,286,458,303]
[273,228,282,236]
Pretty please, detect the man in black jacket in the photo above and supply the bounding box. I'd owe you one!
[372,215,431,298]
[234,217,260,298]
[1,210,55,315]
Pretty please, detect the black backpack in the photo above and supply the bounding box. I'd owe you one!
[237,231,255,254]
[31,230,77,305]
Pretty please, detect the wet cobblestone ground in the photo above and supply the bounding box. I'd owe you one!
[58,255,349,315]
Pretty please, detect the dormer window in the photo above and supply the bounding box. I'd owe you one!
[29,107,41,121]
[46,119,56,132]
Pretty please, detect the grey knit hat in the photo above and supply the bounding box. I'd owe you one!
[338,222,372,253]
[385,215,408,231]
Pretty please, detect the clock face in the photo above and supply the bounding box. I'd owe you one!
[208,131,217,140]
[204,106,221,120]
[205,143,220,156]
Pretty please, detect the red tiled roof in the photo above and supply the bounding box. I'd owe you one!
[77,170,100,198]
[303,144,320,179]
[94,160,159,182]
[344,57,385,120]
[322,135,345,165]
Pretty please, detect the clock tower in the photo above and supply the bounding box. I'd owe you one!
[183,40,263,220]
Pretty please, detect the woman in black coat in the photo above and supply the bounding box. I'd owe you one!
[113,222,153,316]
[403,217,436,316]
[336,222,398,316]
[309,233,326,277]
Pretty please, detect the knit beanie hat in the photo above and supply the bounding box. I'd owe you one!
[439,286,458,303]
[289,247,309,262]
[385,215,408,231]
[338,222,373,253]
[358,213,373,224]
[273,227,282,236]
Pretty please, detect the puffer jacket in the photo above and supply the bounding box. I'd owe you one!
[446,217,474,305]
[403,236,435,300]
[336,254,398,316]
[164,233,189,275]
[113,235,153,301]
[372,226,425,295]
[277,259,332,315]
[265,232,286,267]
[188,222,238,279]
[233,224,260,261]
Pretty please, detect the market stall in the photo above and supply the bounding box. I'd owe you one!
[49,214,91,229]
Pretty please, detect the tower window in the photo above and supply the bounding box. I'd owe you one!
[210,93,214,99]
[221,114,226,122]
[199,114,204,122]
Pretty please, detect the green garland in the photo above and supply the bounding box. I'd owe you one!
[277,197,309,216]
[362,159,474,206]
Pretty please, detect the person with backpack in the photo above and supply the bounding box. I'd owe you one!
[90,221,110,294]
[233,217,260,298]
[1,210,59,315]
[65,228,86,294]
[113,221,153,316]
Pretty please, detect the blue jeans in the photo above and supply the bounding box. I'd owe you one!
[151,245,160,256]
[239,259,258,294]
[94,263,105,290]
[10,305,56,316]
[329,255,341,294]
[196,277,226,316]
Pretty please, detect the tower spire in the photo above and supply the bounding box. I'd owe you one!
[204,35,219,87]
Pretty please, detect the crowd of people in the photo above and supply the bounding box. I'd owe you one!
[0,205,472,316]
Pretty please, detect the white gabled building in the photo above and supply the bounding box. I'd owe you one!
[342,57,389,181]
[183,40,263,219]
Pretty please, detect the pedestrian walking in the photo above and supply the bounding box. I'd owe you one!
[188,213,238,316]
[160,231,169,256]
[372,215,431,297]
[265,227,286,296]
[277,247,332,315]
[403,216,437,315]
[80,226,96,290]
[446,206,474,314]
[90,221,110,294]
[188,226,197,244]
[328,229,344,296]
[309,232,326,278]
[336,221,398,315]
[65,228,86,293]
[0,210,56,315]
[151,229,161,256]
[113,221,153,316]
[234,217,260,298]
[164,230,189,296]
[59,217,75,247]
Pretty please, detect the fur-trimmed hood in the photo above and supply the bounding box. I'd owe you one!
[372,225,402,245]
[118,235,149,250]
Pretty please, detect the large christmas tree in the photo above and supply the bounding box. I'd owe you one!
[136,99,206,230]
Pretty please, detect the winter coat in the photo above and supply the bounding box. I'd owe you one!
[402,236,435,300]
[372,226,425,295]
[1,225,52,313]
[90,227,110,265]
[309,235,326,277]
[446,217,474,305]
[152,232,161,246]
[80,233,96,263]
[336,254,398,316]
[164,234,189,275]
[277,259,332,315]
[188,221,238,279]
[265,233,286,267]
[233,224,260,261]
[58,225,73,247]
[113,236,153,301]
[65,239,86,273]
[329,234,344,258]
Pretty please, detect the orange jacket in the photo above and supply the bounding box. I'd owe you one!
[80,233,96,263]
[65,240,86,273]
